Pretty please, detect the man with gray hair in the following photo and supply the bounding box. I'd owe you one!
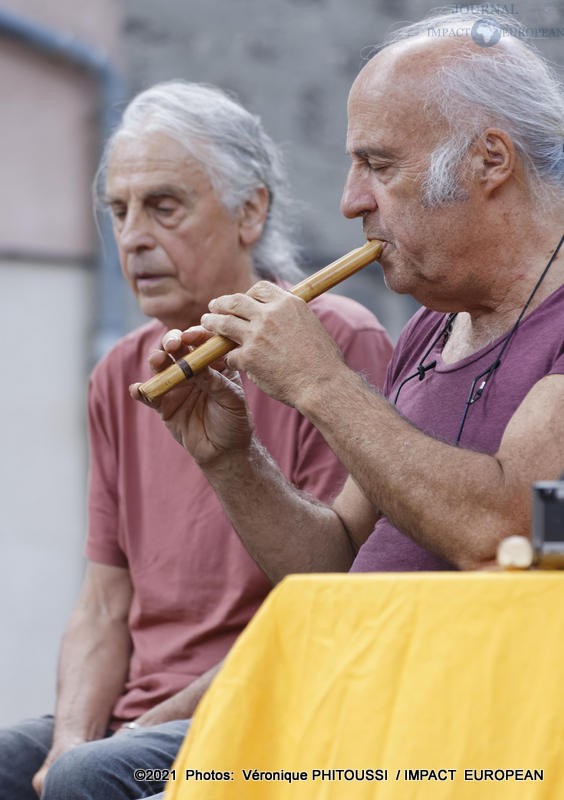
[136,11,564,582]
[0,82,392,799]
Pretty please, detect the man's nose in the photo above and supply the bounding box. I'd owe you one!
[117,209,155,253]
[340,166,377,220]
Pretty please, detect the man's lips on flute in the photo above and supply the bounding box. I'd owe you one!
[367,237,388,257]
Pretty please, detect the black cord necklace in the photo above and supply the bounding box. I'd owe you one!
[392,312,456,405]
[393,231,564,445]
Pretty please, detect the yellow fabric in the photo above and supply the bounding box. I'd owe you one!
[165,573,564,799]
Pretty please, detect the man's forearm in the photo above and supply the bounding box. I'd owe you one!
[134,661,224,727]
[51,613,131,746]
[204,437,356,583]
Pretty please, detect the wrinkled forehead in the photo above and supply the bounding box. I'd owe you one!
[107,130,211,184]
[104,130,215,201]
[346,32,507,151]
[348,41,437,126]
[108,128,203,168]
[350,37,446,107]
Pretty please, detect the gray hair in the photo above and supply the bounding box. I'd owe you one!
[95,80,302,281]
[379,10,564,206]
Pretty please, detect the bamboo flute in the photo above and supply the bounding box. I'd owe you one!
[138,239,383,403]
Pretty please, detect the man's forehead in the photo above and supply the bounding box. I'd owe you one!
[345,40,453,155]
[110,131,186,167]
[347,48,426,129]
[106,133,208,194]
[350,38,439,104]
[351,30,513,98]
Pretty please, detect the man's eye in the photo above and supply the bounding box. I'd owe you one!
[367,162,388,172]
[156,205,176,214]
[111,206,127,220]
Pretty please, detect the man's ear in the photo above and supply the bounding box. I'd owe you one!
[239,185,270,246]
[469,128,516,194]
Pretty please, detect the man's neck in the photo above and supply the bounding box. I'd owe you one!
[443,220,564,363]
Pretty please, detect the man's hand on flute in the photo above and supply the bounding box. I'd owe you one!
[201,280,346,408]
[129,327,254,467]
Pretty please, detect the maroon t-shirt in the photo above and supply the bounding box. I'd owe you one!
[86,292,392,724]
[351,284,564,573]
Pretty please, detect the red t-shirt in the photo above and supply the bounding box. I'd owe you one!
[86,291,392,724]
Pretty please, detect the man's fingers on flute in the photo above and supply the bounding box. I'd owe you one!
[201,312,248,344]
[148,347,175,373]
[246,280,284,302]
[180,325,214,347]
[208,292,261,319]
[161,326,212,353]
[161,329,183,352]
[129,382,155,406]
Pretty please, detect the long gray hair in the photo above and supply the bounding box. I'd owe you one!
[95,80,302,281]
[380,10,564,206]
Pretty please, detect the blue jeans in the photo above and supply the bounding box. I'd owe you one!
[0,715,188,800]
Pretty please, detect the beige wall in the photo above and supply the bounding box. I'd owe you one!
[0,260,94,724]
[0,0,121,726]
[0,0,122,256]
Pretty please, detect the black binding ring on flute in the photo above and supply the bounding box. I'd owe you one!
[174,358,194,380]
[177,359,194,380]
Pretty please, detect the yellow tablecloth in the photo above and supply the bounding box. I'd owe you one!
[165,573,564,799]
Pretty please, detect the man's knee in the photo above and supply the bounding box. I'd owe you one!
[0,717,54,791]
[42,740,120,800]
[42,721,189,800]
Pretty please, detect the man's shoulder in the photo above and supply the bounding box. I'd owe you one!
[91,319,165,384]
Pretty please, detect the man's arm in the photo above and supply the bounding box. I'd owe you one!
[302,367,564,569]
[131,662,223,728]
[203,436,377,581]
[131,342,378,583]
[33,562,132,795]
[199,282,564,570]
